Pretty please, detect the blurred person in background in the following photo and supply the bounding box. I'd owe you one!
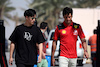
[88,29,97,67]
[51,7,89,67]
[9,9,45,67]
[0,20,8,67]
[0,40,8,67]
[37,22,48,67]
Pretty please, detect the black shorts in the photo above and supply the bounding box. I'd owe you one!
[16,64,33,67]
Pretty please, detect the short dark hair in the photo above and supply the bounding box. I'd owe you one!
[40,22,48,29]
[93,29,97,34]
[63,7,73,16]
[24,9,36,17]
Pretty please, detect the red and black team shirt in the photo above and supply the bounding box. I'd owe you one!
[53,21,85,58]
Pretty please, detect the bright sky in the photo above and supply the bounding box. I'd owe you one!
[6,0,32,39]
[9,0,31,17]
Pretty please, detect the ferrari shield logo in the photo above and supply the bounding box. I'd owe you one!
[74,25,78,29]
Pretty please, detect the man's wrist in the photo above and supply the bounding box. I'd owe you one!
[51,56,54,59]
[39,54,42,57]
[84,50,87,52]
[52,58,54,59]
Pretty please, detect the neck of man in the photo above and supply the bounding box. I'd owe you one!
[41,29,45,33]
[65,21,72,26]
[24,21,33,27]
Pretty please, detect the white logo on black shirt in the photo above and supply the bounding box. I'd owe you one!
[24,32,32,41]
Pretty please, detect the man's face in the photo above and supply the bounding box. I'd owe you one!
[64,13,72,24]
[26,14,36,25]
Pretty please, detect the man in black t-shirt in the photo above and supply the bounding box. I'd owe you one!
[9,9,45,67]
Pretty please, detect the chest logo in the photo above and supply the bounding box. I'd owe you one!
[62,30,66,34]
[24,32,32,41]
[73,30,78,35]
[74,25,78,29]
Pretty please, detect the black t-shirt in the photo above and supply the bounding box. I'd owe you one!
[9,24,45,65]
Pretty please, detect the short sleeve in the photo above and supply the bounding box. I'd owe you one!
[37,28,45,44]
[53,26,59,40]
[9,27,18,44]
[88,37,91,45]
[78,25,85,39]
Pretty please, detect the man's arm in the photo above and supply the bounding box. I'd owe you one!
[81,38,89,58]
[36,43,39,49]
[9,42,15,65]
[51,40,57,66]
[36,43,46,59]
[38,43,43,63]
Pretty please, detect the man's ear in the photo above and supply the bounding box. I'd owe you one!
[63,15,65,18]
[63,15,66,19]
[45,27,47,30]
[25,16,28,20]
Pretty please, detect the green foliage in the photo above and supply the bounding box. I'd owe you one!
[0,0,15,25]
[28,0,100,29]
[29,0,73,29]
[0,0,15,20]
[73,0,100,8]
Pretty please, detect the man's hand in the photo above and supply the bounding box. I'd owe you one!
[81,38,89,59]
[9,42,15,65]
[51,58,55,66]
[37,55,42,63]
[9,57,13,65]
[42,52,46,59]
[51,41,56,66]
[84,51,89,59]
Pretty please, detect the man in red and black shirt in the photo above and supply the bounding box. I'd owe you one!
[51,7,89,67]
